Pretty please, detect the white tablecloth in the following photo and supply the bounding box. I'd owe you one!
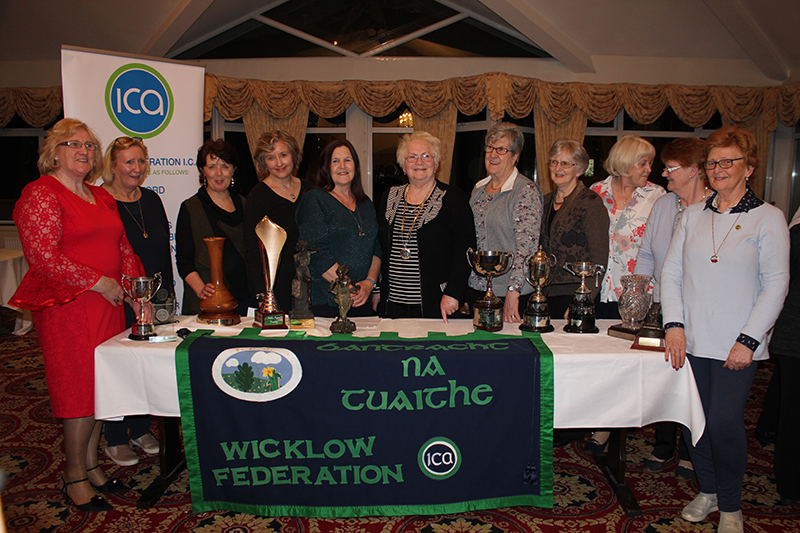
[94,317,705,442]
[0,249,32,335]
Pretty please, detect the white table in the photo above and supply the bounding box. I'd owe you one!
[0,249,32,335]
[95,316,705,515]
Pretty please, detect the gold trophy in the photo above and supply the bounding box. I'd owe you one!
[121,273,162,340]
[253,215,289,329]
[520,246,557,333]
[467,248,514,332]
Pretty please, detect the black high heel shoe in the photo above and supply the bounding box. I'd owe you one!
[87,465,130,494]
[59,477,113,512]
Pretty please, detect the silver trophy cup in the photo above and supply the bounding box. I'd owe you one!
[122,273,162,340]
[467,248,514,331]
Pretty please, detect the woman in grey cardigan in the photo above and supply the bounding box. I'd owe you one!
[468,122,543,322]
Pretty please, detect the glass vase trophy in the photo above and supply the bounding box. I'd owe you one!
[562,261,605,333]
[608,274,652,340]
[520,246,557,333]
[121,272,162,340]
[253,215,289,329]
[467,248,513,332]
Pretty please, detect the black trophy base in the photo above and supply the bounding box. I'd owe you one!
[330,318,356,334]
[564,314,599,334]
[607,323,640,341]
[473,300,504,332]
[520,313,554,333]
[129,323,155,341]
[254,309,288,329]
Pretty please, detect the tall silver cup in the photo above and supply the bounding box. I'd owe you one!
[122,272,162,340]
[562,261,604,333]
[467,249,513,331]
[521,246,557,332]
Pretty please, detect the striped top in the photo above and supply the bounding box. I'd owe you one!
[387,196,431,305]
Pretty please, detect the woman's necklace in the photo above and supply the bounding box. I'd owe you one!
[676,187,709,213]
[710,210,742,263]
[269,178,297,200]
[121,198,148,238]
[399,183,436,259]
[349,206,365,238]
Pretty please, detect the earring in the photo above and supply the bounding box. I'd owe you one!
[231,177,235,187]
[54,156,59,165]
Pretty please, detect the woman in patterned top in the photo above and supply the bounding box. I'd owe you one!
[590,135,665,319]
[377,132,475,320]
[468,122,543,323]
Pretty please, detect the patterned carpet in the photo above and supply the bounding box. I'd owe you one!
[1,317,798,532]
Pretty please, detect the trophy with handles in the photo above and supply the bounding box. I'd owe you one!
[467,248,514,332]
[562,261,605,334]
[253,216,289,329]
[121,272,162,340]
[520,246,557,333]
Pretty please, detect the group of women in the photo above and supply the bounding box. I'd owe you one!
[10,117,793,533]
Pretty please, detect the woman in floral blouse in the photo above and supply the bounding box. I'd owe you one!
[590,135,665,318]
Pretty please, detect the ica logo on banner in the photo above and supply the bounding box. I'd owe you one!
[418,437,462,480]
[105,63,174,138]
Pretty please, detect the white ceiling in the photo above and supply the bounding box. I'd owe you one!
[1,0,799,83]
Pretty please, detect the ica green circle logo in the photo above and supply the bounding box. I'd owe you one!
[105,63,174,138]
[418,437,461,480]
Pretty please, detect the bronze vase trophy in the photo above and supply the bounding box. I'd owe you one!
[121,272,162,340]
[562,261,605,333]
[608,274,652,340]
[520,246,557,333]
[467,248,513,332]
[253,216,289,329]
[197,237,241,325]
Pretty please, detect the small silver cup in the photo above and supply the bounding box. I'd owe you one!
[121,273,162,340]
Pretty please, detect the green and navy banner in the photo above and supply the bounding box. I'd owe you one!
[176,330,554,517]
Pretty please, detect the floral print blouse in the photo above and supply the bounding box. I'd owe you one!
[590,176,665,302]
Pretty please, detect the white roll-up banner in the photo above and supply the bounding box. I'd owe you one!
[62,46,205,311]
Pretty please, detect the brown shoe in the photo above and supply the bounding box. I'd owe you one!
[105,444,139,466]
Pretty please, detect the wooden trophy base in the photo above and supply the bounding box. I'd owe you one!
[197,313,241,326]
[254,309,289,329]
[632,327,666,351]
[607,323,639,341]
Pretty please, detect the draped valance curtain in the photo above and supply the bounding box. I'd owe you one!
[4,72,800,195]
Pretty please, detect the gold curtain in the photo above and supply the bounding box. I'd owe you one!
[411,101,458,183]
[533,104,588,195]
[242,101,309,170]
[6,73,800,196]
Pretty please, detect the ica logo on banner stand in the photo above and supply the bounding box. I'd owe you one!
[105,63,174,138]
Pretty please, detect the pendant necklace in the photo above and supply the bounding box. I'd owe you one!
[399,183,436,259]
[122,198,148,238]
[710,210,741,263]
[349,206,365,237]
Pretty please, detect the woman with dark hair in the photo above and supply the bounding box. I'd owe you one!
[634,136,708,478]
[176,139,251,316]
[243,131,312,311]
[296,139,381,317]
[11,118,146,511]
[378,131,476,320]
[662,126,789,533]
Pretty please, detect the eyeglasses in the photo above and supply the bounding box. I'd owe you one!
[405,154,434,164]
[113,136,143,148]
[703,158,743,170]
[485,145,511,155]
[59,140,99,151]
[549,159,576,169]
[663,165,682,174]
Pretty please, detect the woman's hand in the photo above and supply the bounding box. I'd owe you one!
[440,295,460,323]
[91,276,125,306]
[723,342,754,371]
[665,327,687,369]
[504,291,521,323]
[197,283,215,300]
[128,300,154,322]
[352,280,372,307]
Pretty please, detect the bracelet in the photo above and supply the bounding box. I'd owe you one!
[366,277,377,287]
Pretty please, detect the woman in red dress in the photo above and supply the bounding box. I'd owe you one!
[11,118,145,512]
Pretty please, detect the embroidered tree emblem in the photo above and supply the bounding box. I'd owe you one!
[234,362,255,391]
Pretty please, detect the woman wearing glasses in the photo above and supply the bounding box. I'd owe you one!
[176,139,252,316]
[295,139,381,317]
[11,118,146,511]
[99,136,173,467]
[539,140,608,319]
[468,122,543,322]
[377,132,475,319]
[661,126,789,533]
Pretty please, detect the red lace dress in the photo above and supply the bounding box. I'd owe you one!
[11,176,144,418]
